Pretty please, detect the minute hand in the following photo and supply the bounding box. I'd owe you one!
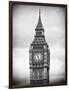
[37,54,40,60]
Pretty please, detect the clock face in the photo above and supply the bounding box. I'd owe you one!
[34,53,42,62]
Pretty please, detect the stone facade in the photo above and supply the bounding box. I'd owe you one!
[29,10,50,84]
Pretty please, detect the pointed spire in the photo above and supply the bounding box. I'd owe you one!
[35,9,43,30]
[39,8,40,17]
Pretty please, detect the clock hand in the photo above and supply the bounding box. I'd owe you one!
[36,55,38,61]
[37,54,39,60]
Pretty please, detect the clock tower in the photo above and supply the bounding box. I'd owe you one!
[29,10,50,84]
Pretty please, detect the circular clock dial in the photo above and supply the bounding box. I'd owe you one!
[34,53,42,62]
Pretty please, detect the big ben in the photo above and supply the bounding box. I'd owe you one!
[29,9,50,84]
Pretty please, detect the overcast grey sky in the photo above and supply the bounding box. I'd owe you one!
[13,5,65,86]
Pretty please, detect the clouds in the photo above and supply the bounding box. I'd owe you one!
[13,48,30,85]
[50,47,65,74]
[13,5,65,49]
[13,47,65,85]
[13,5,65,85]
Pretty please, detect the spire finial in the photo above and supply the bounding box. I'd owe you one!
[39,8,40,16]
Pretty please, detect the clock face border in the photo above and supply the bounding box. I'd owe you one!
[33,52,43,63]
